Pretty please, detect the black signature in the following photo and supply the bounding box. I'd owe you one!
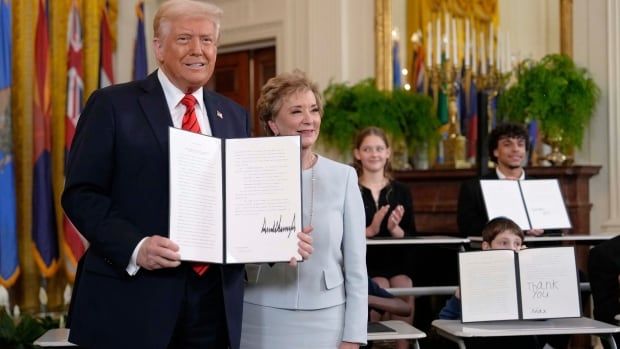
[260,214,296,238]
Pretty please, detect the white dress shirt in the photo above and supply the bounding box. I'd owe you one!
[126,69,213,275]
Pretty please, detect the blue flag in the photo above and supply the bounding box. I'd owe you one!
[392,40,401,89]
[133,1,147,80]
[467,80,479,161]
[528,120,538,163]
[0,0,20,288]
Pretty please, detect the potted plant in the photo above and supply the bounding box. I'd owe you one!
[498,54,600,164]
[321,79,438,168]
[0,308,54,349]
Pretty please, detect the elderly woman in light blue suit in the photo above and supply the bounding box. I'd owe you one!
[240,70,368,349]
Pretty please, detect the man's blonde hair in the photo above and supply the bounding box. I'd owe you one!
[153,0,223,40]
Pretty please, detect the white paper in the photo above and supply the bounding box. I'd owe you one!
[169,128,223,263]
[459,247,581,323]
[168,128,301,264]
[520,179,572,230]
[518,247,580,319]
[480,180,531,230]
[225,136,302,263]
[459,250,520,322]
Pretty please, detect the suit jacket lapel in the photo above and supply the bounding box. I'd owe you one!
[203,89,224,137]
[138,72,173,155]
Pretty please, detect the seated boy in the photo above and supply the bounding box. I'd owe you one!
[438,217,570,349]
[439,216,525,320]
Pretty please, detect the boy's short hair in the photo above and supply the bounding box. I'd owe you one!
[488,122,530,163]
[481,217,524,244]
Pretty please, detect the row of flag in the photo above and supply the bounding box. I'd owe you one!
[0,0,148,288]
[392,32,502,165]
[393,25,540,166]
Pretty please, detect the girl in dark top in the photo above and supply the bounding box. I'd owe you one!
[353,127,415,349]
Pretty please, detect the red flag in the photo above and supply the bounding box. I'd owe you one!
[32,0,59,278]
[99,1,114,88]
[411,45,425,94]
[63,0,86,281]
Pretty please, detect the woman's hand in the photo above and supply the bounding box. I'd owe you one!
[366,205,389,237]
[338,341,360,349]
[289,226,313,267]
[387,205,405,237]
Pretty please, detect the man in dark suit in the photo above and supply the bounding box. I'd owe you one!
[589,235,620,348]
[457,122,544,237]
[62,1,313,348]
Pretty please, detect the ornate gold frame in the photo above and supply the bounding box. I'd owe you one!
[374,0,392,91]
[374,0,574,90]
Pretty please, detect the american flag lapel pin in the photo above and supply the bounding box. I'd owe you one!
[217,110,223,119]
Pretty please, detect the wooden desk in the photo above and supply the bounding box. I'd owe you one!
[33,328,76,348]
[393,166,601,236]
[368,320,426,349]
[432,317,620,349]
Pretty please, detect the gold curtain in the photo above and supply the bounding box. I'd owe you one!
[405,0,498,75]
[12,0,117,312]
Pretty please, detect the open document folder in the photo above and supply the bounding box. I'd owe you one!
[168,127,302,264]
[480,179,571,230]
[459,246,581,323]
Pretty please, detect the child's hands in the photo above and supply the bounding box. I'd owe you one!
[366,205,389,237]
[387,205,405,237]
[387,205,404,230]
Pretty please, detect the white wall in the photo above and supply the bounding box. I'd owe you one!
[114,0,158,84]
[210,0,374,90]
[574,0,619,233]
[499,0,559,61]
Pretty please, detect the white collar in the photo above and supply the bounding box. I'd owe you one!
[496,167,526,180]
[157,69,205,112]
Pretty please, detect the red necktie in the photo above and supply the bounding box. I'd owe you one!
[180,94,209,276]
[180,94,201,133]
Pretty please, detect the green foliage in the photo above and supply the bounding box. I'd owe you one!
[0,309,58,349]
[321,79,438,154]
[391,88,438,152]
[499,54,600,149]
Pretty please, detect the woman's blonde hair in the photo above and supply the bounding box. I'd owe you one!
[257,70,323,136]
